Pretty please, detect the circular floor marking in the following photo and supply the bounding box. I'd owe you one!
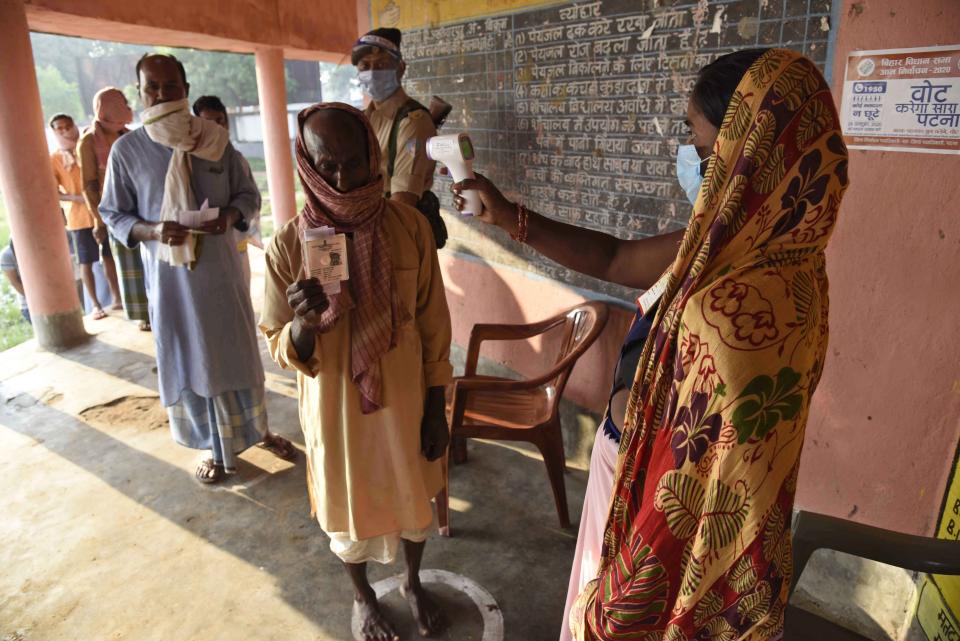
[351,569,504,641]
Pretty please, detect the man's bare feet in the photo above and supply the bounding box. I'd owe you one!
[353,597,398,641]
[110,302,123,311]
[400,581,445,637]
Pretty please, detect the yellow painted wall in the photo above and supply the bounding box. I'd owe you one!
[918,448,960,641]
[371,0,560,29]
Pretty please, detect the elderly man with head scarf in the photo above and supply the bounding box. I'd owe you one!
[259,103,452,641]
[77,87,151,329]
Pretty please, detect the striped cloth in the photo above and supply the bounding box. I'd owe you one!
[295,103,408,415]
[167,386,268,472]
[109,236,149,322]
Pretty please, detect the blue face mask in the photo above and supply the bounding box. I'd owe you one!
[676,144,705,205]
[358,69,400,102]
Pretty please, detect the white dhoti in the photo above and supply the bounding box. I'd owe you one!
[328,522,434,565]
[560,427,619,641]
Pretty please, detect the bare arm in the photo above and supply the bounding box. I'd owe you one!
[291,315,319,363]
[452,174,684,290]
[259,236,328,377]
[84,180,103,212]
[285,278,330,362]
[99,147,189,248]
[77,136,104,225]
[3,269,25,296]
[129,220,189,246]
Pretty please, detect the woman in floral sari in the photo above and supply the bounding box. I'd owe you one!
[453,48,849,639]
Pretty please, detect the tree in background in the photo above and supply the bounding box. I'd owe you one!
[35,65,85,123]
[30,33,310,118]
[152,47,298,108]
[320,62,363,106]
[32,33,137,123]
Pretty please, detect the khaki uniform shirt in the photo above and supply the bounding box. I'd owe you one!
[364,89,437,199]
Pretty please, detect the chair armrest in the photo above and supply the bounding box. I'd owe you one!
[790,510,960,595]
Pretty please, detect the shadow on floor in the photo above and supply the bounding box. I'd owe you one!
[0,363,587,640]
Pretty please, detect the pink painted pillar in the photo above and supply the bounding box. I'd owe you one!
[254,47,297,227]
[0,0,86,350]
[356,0,371,36]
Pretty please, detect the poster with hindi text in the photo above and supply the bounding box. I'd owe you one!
[840,45,960,154]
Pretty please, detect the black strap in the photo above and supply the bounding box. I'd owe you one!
[386,98,429,186]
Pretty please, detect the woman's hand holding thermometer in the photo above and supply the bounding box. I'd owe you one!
[446,175,518,238]
[426,133,482,215]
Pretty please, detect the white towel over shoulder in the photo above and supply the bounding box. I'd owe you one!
[141,99,229,266]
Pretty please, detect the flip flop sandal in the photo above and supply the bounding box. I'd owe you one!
[257,434,298,461]
[92,308,108,320]
[195,458,225,484]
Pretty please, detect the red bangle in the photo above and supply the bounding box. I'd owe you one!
[512,202,529,244]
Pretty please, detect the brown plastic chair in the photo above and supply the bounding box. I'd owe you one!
[436,301,608,536]
[784,510,960,639]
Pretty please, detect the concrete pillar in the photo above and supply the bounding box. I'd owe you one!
[254,47,297,227]
[0,0,87,350]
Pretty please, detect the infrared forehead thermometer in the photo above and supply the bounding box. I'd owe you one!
[426,133,482,216]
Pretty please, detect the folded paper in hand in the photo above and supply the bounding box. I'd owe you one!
[178,199,219,231]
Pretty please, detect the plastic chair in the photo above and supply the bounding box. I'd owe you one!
[784,510,960,639]
[436,301,608,536]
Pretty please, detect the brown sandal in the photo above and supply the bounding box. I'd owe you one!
[257,433,298,461]
[195,458,225,484]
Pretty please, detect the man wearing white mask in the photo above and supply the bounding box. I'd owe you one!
[50,113,123,320]
[352,28,438,211]
[99,53,296,483]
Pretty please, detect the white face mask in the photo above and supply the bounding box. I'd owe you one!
[676,144,706,205]
[357,69,400,102]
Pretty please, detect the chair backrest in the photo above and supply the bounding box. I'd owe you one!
[542,301,609,417]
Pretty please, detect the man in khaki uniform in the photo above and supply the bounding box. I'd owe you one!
[352,28,437,209]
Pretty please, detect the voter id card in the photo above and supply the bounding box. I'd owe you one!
[303,227,349,294]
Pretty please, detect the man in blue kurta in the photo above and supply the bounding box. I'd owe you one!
[100,53,296,483]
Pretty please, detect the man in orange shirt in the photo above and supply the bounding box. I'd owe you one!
[50,113,121,319]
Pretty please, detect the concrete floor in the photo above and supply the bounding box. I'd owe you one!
[0,253,589,641]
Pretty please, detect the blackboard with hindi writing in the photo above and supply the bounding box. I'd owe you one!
[385,0,835,300]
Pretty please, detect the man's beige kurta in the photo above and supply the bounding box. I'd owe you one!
[259,201,452,540]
